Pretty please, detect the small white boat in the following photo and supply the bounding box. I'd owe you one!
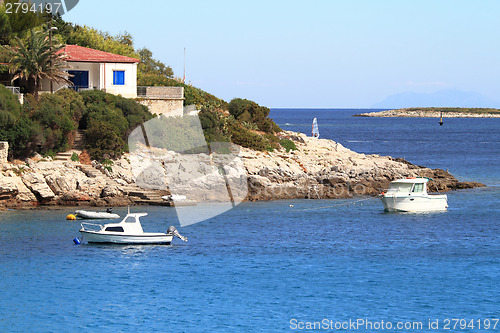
[162,194,188,201]
[79,212,187,244]
[380,177,448,212]
[75,209,120,219]
[161,194,197,206]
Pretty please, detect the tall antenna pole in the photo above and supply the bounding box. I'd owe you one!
[183,47,186,84]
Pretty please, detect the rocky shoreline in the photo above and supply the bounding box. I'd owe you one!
[0,131,484,209]
[354,108,500,118]
[243,132,484,200]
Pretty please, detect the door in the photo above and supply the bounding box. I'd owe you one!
[68,70,89,91]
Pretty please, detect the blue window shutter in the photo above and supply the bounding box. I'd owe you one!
[113,70,125,85]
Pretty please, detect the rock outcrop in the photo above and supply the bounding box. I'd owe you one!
[0,131,484,208]
[354,108,500,118]
[0,158,138,208]
[242,132,484,200]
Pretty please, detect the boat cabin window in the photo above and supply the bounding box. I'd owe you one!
[387,182,413,194]
[105,226,124,232]
[412,183,424,193]
[124,216,137,223]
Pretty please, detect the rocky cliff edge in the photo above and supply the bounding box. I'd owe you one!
[0,131,484,208]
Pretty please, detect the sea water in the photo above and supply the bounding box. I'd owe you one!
[0,109,498,332]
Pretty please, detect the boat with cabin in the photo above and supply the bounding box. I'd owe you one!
[79,212,187,244]
[380,177,448,212]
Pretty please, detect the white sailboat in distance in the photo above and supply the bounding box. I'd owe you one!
[312,118,320,138]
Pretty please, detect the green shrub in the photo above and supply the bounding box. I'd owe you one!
[228,98,275,133]
[0,86,42,158]
[7,114,41,158]
[79,90,153,160]
[135,115,208,154]
[43,150,56,158]
[70,152,79,162]
[31,93,75,153]
[198,108,230,144]
[54,89,85,123]
[85,120,125,160]
[227,119,267,151]
[280,139,298,152]
[102,158,114,172]
[0,84,22,137]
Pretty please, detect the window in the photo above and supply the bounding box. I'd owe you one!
[387,183,412,194]
[105,226,124,232]
[113,70,125,85]
[412,183,424,193]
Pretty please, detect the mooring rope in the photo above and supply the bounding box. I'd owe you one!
[287,196,378,212]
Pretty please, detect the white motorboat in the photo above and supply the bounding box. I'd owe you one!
[380,177,448,212]
[162,194,188,201]
[75,209,120,219]
[79,212,187,244]
[161,194,197,206]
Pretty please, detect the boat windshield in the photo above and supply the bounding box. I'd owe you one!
[412,183,425,193]
[124,216,137,223]
[386,182,413,194]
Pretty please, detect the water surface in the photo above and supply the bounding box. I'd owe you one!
[0,109,498,332]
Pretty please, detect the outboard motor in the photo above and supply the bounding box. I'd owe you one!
[167,226,188,242]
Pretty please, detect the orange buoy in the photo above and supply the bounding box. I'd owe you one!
[66,214,76,220]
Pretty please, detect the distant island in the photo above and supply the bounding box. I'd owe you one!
[354,107,500,118]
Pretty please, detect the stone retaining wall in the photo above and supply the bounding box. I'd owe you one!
[138,86,184,99]
[139,99,184,117]
[0,142,8,164]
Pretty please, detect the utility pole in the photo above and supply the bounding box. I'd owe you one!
[48,16,58,93]
[183,47,186,84]
[49,17,53,93]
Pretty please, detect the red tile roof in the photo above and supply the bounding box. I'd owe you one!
[59,45,140,63]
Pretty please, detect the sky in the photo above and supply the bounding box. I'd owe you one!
[64,0,500,108]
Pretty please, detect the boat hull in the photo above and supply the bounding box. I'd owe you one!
[80,230,173,244]
[76,210,120,219]
[381,194,448,212]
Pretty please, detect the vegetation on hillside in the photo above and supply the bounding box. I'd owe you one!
[0,0,46,45]
[0,8,289,158]
[0,85,153,160]
[1,29,71,97]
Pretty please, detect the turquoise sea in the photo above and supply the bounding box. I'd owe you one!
[0,109,499,332]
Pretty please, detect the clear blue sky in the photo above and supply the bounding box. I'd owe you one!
[64,0,500,108]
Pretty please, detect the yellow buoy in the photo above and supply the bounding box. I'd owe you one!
[66,214,76,220]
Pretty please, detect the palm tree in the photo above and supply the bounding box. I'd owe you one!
[1,29,71,98]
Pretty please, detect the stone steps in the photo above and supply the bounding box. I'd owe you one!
[77,164,102,178]
[53,130,86,161]
[72,130,85,150]
[53,150,82,161]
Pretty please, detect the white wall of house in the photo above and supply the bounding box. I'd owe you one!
[40,62,99,92]
[39,61,138,98]
[39,77,66,92]
[100,62,138,98]
[67,62,100,88]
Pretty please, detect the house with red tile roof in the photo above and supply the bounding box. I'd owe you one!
[40,45,140,98]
